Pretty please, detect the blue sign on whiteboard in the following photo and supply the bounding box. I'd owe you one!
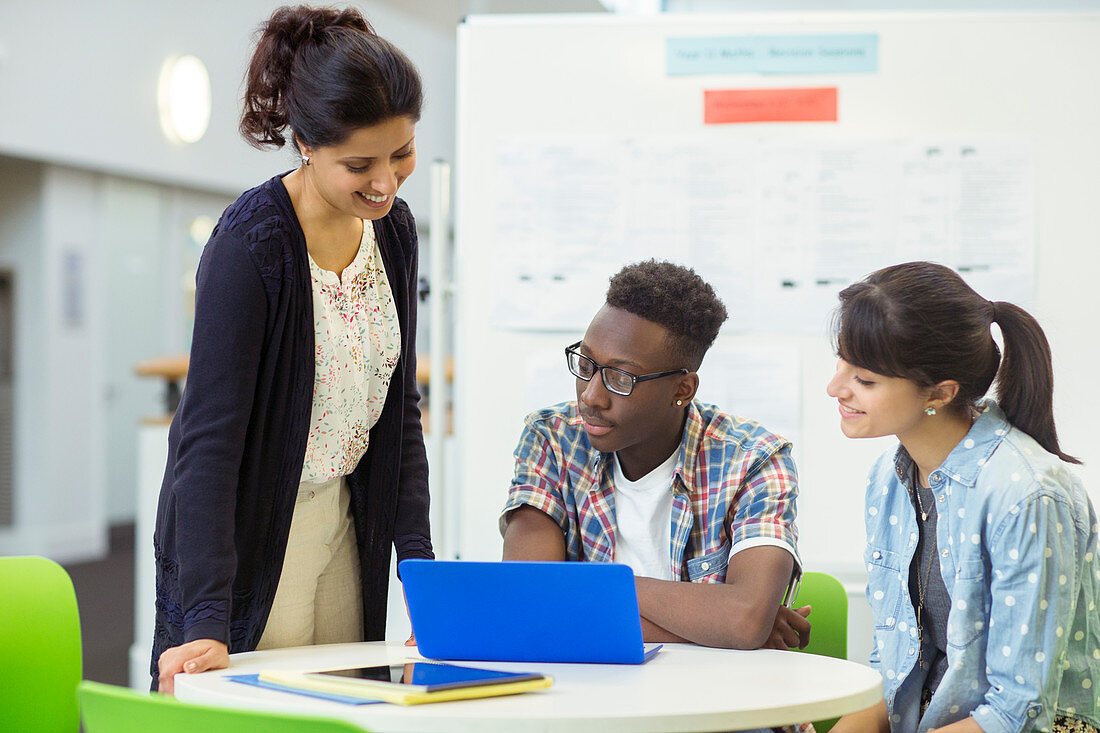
[758,34,879,74]
[666,36,759,75]
[666,34,878,76]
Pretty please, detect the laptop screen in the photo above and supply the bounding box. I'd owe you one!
[400,559,660,665]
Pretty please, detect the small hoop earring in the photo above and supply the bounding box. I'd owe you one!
[301,155,310,166]
[676,399,683,406]
[924,407,937,416]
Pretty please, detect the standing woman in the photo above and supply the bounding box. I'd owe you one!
[826,262,1099,733]
[152,5,432,693]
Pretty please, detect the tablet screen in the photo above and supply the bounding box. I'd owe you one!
[321,663,405,684]
[317,662,542,691]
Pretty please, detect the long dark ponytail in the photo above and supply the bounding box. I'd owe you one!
[834,261,1079,464]
[239,4,422,151]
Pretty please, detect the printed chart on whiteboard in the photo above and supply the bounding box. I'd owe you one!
[488,136,1035,335]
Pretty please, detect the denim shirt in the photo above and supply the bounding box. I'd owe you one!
[864,401,1100,733]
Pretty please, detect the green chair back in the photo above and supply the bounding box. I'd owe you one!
[792,570,848,660]
[791,571,848,733]
[0,555,82,733]
[78,680,368,732]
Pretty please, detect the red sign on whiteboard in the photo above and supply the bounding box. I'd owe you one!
[704,87,838,124]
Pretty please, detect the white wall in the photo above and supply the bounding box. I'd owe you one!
[0,158,45,542]
[0,156,239,557]
[0,2,268,194]
[0,163,108,561]
[0,0,462,216]
[42,167,108,557]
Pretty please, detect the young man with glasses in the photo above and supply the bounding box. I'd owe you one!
[499,260,810,650]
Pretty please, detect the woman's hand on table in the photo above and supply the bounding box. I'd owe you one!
[157,638,230,695]
[402,586,418,646]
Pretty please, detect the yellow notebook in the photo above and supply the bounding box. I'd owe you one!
[259,661,553,706]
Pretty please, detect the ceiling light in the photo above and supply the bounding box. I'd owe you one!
[157,55,211,145]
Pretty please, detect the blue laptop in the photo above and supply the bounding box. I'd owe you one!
[400,560,663,664]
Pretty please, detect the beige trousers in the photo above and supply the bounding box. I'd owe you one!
[256,475,364,650]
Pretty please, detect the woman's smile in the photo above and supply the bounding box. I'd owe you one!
[838,401,866,418]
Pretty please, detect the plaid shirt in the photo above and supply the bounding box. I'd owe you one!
[501,400,800,581]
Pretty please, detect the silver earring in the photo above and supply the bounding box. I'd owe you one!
[676,399,683,406]
[301,155,310,166]
[925,407,937,416]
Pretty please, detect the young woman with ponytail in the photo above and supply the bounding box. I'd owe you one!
[827,261,1099,733]
[151,5,433,692]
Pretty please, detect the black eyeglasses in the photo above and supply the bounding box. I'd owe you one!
[565,341,688,397]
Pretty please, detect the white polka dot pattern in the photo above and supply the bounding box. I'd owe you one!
[859,400,1100,730]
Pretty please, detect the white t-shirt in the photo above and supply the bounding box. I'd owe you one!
[611,450,679,581]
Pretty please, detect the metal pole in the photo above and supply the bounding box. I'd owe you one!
[428,160,453,558]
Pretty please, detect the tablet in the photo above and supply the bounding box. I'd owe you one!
[259,661,553,705]
[314,662,545,692]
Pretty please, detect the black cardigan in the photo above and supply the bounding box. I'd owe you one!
[151,175,433,680]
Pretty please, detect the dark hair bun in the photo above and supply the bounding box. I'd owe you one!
[241,5,422,151]
[266,5,372,47]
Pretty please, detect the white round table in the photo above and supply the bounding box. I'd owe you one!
[174,641,882,732]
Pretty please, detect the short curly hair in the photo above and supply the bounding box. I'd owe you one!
[605,260,728,370]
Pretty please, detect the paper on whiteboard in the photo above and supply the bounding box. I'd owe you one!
[754,140,897,335]
[695,342,802,454]
[488,137,1035,333]
[894,140,1036,304]
[953,141,1036,305]
[489,138,623,331]
[522,346,579,418]
[490,136,760,331]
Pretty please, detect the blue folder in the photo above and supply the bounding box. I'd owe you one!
[226,674,382,705]
[400,560,662,664]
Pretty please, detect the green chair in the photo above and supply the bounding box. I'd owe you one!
[0,555,82,733]
[791,571,849,733]
[78,680,368,732]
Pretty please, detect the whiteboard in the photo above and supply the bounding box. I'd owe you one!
[451,12,1100,577]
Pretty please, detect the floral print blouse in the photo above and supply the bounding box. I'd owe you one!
[301,220,401,483]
